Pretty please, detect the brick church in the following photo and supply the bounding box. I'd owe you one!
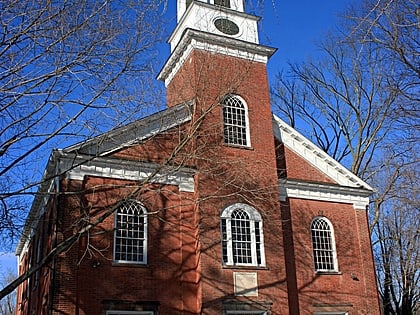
[15,1,381,314]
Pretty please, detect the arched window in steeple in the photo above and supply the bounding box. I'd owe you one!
[222,94,250,147]
[214,0,231,8]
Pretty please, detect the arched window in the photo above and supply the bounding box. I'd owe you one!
[214,0,231,8]
[114,200,147,264]
[222,95,250,147]
[221,203,265,266]
[311,217,338,272]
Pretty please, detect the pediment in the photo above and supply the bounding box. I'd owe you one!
[272,114,373,192]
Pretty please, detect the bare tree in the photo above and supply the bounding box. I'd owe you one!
[0,267,16,315]
[273,34,399,177]
[272,1,419,314]
[343,0,419,102]
[371,147,420,315]
[1,0,278,305]
[0,47,280,306]
[0,0,167,247]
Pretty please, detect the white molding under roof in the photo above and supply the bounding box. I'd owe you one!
[158,29,276,87]
[58,153,195,193]
[272,114,373,192]
[279,179,371,210]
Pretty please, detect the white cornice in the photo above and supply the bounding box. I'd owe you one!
[58,153,195,193]
[158,29,276,87]
[272,115,373,192]
[177,1,246,21]
[279,179,371,210]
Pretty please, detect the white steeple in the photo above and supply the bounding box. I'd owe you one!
[177,0,245,21]
[170,0,259,51]
[158,0,275,86]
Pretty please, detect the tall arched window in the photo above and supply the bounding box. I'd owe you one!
[311,216,338,272]
[114,200,147,264]
[222,94,250,147]
[221,203,265,267]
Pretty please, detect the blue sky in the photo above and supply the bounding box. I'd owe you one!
[157,0,351,85]
[0,0,350,278]
[259,0,350,75]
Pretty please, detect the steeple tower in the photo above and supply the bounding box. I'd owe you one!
[158,3,283,313]
[158,0,276,106]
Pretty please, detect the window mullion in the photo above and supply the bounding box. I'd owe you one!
[250,219,257,265]
[143,214,148,264]
[257,221,265,266]
[226,218,233,265]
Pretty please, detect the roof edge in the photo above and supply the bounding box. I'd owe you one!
[158,28,277,86]
[272,114,373,192]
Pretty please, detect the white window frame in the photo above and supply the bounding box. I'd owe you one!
[221,203,265,267]
[222,94,251,147]
[311,216,338,272]
[113,200,148,264]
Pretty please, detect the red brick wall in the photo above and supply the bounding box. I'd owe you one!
[167,51,291,314]
[112,123,193,167]
[51,176,199,315]
[16,184,58,315]
[280,145,336,184]
[283,198,380,315]
[17,42,380,315]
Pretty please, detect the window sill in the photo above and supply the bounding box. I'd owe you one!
[315,270,342,275]
[223,143,254,150]
[222,264,268,270]
[112,262,148,268]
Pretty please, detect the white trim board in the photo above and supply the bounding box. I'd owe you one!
[279,179,370,210]
[59,153,195,193]
[272,115,373,192]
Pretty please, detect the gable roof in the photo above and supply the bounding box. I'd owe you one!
[272,114,373,192]
[64,101,193,156]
